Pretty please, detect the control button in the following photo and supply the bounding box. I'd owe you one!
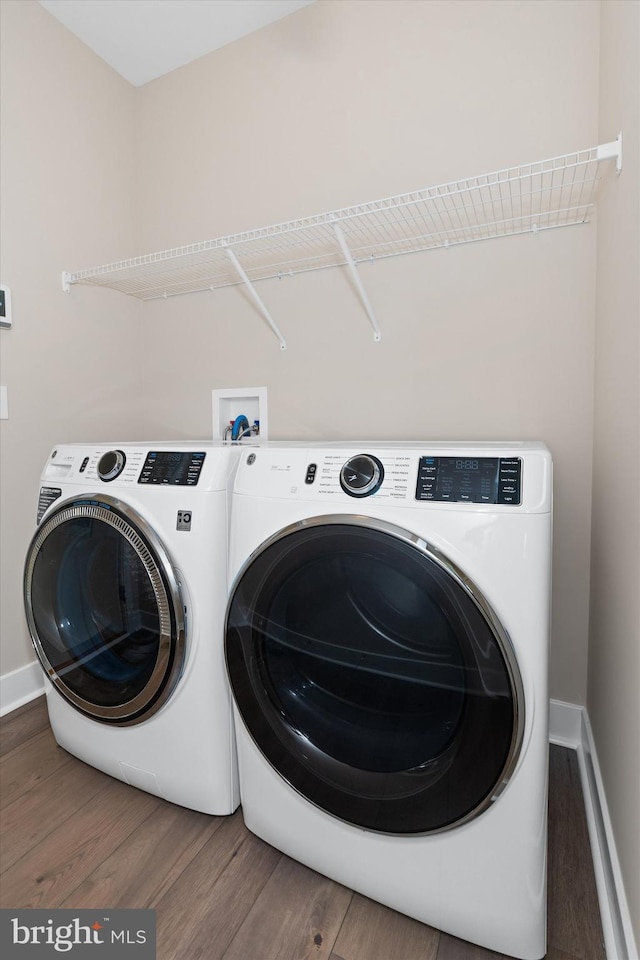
[97,450,126,482]
[79,457,89,473]
[497,457,521,504]
[339,455,384,498]
[305,463,317,484]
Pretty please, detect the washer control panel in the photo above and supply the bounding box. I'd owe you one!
[416,457,522,504]
[138,451,206,486]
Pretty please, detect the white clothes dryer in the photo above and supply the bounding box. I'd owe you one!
[24,441,243,815]
[225,443,552,959]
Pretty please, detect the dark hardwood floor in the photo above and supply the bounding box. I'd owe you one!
[0,697,606,960]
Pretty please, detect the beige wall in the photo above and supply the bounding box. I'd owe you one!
[590,0,640,948]
[0,0,141,675]
[135,0,601,705]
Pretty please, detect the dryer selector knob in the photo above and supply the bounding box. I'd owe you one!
[339,455,384,498]
[97,449,126,482]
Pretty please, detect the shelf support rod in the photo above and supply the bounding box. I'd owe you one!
[597,131,623,175]
[223,245,286,350]
[333,223,381,342]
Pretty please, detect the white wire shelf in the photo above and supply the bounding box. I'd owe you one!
[63,134,622,350]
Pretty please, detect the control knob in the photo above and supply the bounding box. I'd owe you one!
[97,449,126,482]
[339,454,384,498]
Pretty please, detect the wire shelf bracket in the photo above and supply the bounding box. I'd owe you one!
[596,131,623,174]
[62,135,623,348]
[223,245,287,350]
[333,221,381,342]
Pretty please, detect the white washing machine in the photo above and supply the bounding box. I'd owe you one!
[225,442,552,959]
[24,441,244,815]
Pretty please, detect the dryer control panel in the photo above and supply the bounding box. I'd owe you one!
[234,444,550,513]
[415,457,522,505]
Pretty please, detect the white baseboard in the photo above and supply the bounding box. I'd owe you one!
[549,697,584,748]
[550,699,638,960]
[0,660,45,717]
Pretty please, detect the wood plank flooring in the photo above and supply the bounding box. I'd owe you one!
[0,697,606,960]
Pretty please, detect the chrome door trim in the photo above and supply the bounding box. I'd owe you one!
[227,512,526,830]
[24,494,186,725]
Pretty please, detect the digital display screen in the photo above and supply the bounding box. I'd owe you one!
[138,451,206,485]
[415,457,521,504]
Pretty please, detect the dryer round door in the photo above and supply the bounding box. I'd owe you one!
[24,496,186,725]
[226,515,525,835]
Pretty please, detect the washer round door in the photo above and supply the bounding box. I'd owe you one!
[24,496,185,725]
[226,516,525,835]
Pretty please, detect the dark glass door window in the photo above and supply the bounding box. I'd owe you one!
[24,499,184,724]
[226,518,523,835]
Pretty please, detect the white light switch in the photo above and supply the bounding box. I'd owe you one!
[0,386,8,420]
